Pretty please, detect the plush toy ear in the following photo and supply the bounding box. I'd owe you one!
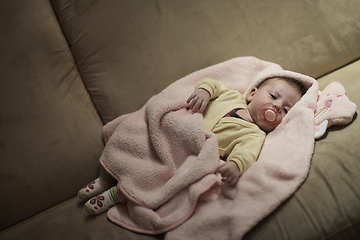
[314,119,328,139]
[314,82,356,139]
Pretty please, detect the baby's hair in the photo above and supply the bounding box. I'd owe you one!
[258,77,307,96]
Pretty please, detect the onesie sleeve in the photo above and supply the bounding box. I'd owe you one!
[227,132,266,175]
[195,78,228,100]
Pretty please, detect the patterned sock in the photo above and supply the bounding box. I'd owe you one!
[84,189,117,215]
[78,177,113,200]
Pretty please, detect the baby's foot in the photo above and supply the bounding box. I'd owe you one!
[84,189,117,215]
[78,177,113,200]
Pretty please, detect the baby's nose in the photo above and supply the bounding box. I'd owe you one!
[273,103,281,113]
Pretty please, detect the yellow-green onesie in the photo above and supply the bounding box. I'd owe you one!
[196,78,266,175]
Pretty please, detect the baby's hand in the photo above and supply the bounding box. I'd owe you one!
[217,161,241,185]
[186,88,211,113]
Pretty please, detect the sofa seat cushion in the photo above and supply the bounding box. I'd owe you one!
[0,197,163,240]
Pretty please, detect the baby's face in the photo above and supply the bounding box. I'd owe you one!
[246,79,302,133]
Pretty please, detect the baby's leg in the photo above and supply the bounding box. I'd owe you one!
[78,166,117,200]
[85,186,121,215]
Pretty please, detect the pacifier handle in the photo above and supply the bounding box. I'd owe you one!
[259,103,282,126]
[264,109,276,122]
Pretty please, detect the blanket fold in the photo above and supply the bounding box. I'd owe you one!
[100,56,319,239]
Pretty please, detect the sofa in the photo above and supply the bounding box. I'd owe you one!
[1,0,359,239]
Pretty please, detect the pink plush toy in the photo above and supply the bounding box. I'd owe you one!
[314,82,357,139]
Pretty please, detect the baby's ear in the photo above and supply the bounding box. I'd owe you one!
[314,82,357,139]
[246,88,257,102]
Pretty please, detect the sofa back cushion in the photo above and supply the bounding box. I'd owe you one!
[52,0,360,123]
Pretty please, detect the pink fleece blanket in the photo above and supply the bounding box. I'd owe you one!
[100,57,319,239]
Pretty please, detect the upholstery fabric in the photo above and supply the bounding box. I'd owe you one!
[51,0,360,123]
[0,0,104,230]
[1,0,360,239]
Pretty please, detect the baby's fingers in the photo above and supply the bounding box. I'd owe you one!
[193,99,206,113]
[216,164,226,174]
[221,173,233,184]
[229,179,238,185]
[186,93,196,104]
[198,101,208,113]
[187,97,198,110]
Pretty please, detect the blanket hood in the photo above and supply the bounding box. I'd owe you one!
[243,69,318,110]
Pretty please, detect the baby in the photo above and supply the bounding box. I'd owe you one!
[79,76,306,215]
[187,77,306,185]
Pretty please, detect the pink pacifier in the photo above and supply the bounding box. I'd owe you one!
[259,103,282,125]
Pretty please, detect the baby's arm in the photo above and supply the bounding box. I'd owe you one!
[216,161,241,185]
[186,88,211,113]
[187,78,226,113]
[218,132,265,185]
